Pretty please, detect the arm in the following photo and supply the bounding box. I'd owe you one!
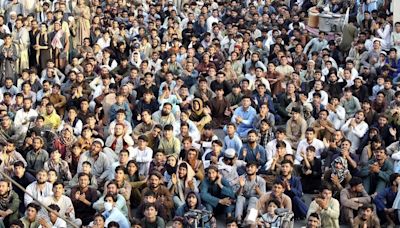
[320,198,340,219]
[340,189,361,210]
[378,162,394,182]
[200,181,221,207]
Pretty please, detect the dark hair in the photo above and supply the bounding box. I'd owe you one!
[104,193,117,202]
[361,203,374,211]
[320,182,333,192]
[27,202,41,212]
[48,204,60,212]
[267,198,281,208]
[164,124,174,131]
[276,140,287,148]
[390,173,400,186]
[308,212,320,220]
[13,160,25,168]
[53,181,64,188]
[115,165,126,174]
[349,177,363,187]
[281,159,293,167]
[144,202,157,211]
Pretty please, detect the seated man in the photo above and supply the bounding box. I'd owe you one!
[20,203,41,228]
[359,147,393,195]
[231,96,256,138]
[102,193,131,228]
[352,203,380,228]
[39,204,67,228]
[276,160,308,219]
[141,203,166,228]
[93,180,128,217]
[307,183,340,228]
[374,173,400,227]
[103,123,134,162]
[70,172,99,226]
[340,177,371,225]
[0,179,20,228]
[238,130,267,169]
[235,161,266,224]
[42,181,82,227]
[200,165,235,218]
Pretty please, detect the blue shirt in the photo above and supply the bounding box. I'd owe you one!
[231,106,257,137]
[374,187,397,211]
[223,134,243,154]
[239,143,267,168]
[103,207,131,228]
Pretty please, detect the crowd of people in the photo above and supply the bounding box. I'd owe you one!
[0,0,397,227]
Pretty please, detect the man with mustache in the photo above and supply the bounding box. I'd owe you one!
[0,179,20,227]
[24,169,53,208]
[13,97,38,138]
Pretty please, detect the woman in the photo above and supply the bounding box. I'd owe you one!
[164,154,178,184]
[127,160,147,208]
[168,162,198,208]
[323,156,352,198]
[73,0,90,48]
[189,98,212,131]
[35,23,51,72]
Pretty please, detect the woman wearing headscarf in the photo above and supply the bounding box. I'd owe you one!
[189,98,211,132]
[168,162,199,208]
[323,156,352,198]
[53,126,77,159]
[164,154,178,184]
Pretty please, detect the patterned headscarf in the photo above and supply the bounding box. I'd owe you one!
[331,156,349,183]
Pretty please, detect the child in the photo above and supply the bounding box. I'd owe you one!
[258,198,282,228]
[370,76,384,100]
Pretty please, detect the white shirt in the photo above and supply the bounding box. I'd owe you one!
[24,181,53,207]
[340,119,369,152]
[328,105,346,130]
[265,139,293,170]
[14,108,38,136]
[295,138,325,165]
[206,16,219,32]
[307,90,329,106]
[131,147,153,176]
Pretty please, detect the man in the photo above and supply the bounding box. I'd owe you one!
[103,193,130,228]
[295,128,325,165]
[141,203,166,228]
[0,179,20,227]
[39,204,67,228]
[231,96,256,138]
[12,160,35,213]
[133,110,155,138]
[43,102,61,130]
[103,123,134,162]
[141,172,174,218]
[200,165,235,218]
[93,180,128,216]
[238,130,267,169]
[286,107,307,148]
[359,147,393,195]
[277,160,308,219]
[340,88,361,120]
[307,183,340,228]
[326,96,346,130]
[306,213,321,228]
[131,135,153,177]
[218,148,246,192]
[11,18,29,73]
[70,172,99,226]
[106,149,130,181]
[158,124,180,156]
[13,97,38,139]
[235,161,266,224]
[352,204,381,228]
[341,111,369,152]
[0,34,18,84]
[24,169,53,207]
[307,80,329,106]
[77,139,111,186]
[257,179,293,213]
[0,114,18,146]
[0,139,26,176]
[311,110,336,141]
[20,202,41,228]
[25,136,48,175]
[42,181,81,227]
[152,103,176,127]
[223,123,243,153]
[340,177,371,224]
[265,128,293,162]
[304,31,328,57]
[374,173,400,227]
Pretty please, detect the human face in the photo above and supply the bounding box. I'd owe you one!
[272,184,284,195]
[149,175,160,189]
[90,142,103,155]
[53,184,64,197]
[207,169,218,182]
[305,131,314,141]
[280,163,292,176]
[267,202,278,214]
[37,171,48,184]
[145,206,157,219]
[307,216,320,228]
[0,181,9,195]
[246,164,257,175]
[186,194,197,208]
[128,162,137,175]
[114,124,124,136]
[247,132,257,143]
[26,207,38,220]
[242,98,251,108]
[32,139,42,150]
[14,165,25,177]
[78,175,89,188]
[374,149,385,160]
[362,208,373,220]
[321,189,332,200]
[107,184,118,194]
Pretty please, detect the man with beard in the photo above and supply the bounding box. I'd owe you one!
[0,179,20,227]
[277,160,308,219]
[11,161,35,213]
[235,161,266,225]
[0,139,26,176]
[217,148,246,190]
[200,165,235,218]
[175,191,214,227]
[13,97,38,139]
[77,139,111,186]
[341,110,369,152]
[25,136,48,175]
[43,102,61,131]
[11,18,29,73]
[239,130,267,169]
[359,147,394,195]
[24,169,53,207]
[141,172,174,218]
[93,180,128,216]
[152,103,176,128]
[103,123,134,162]
[70,172,99,226]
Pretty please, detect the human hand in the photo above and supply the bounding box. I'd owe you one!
[171,173,177,185]
[219,197,231,206]
[239,176,245,187]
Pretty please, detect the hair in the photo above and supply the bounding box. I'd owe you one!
[104,193,117,202]
[390,173,400,186]
[163,124,174,131]
[13,160,25,168]
[48,204,60,212]
[267,198,281,208]
[144,202,157,211]
[26,202,41,212]
[53,181,64,188]
[281,159,293,167]
[115,165,126,174]
[349,177,363,187]
[361,203,374,211]
[320,182,333,192]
